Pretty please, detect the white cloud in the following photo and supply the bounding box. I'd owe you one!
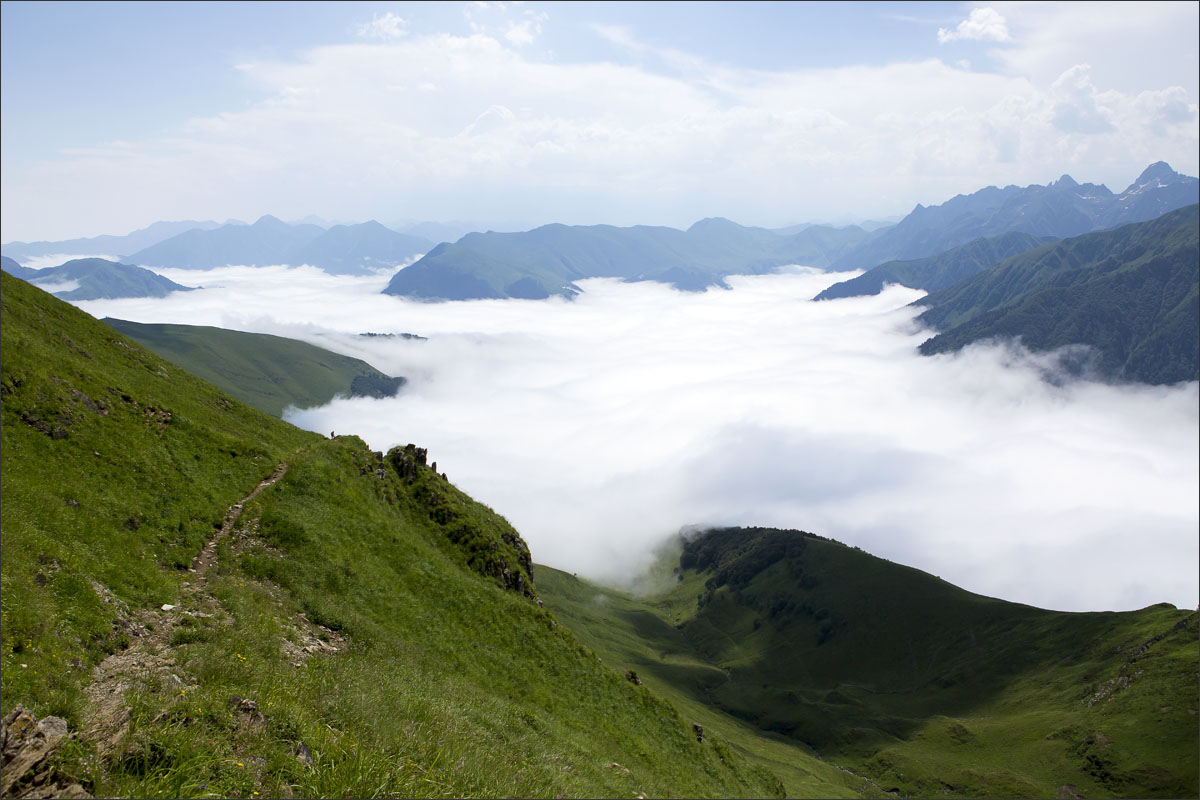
[356,12,408,41]
[988,1,1198,97]
[73,267,1200,614]
[937,7,1011,44]
[2,6,1196,241]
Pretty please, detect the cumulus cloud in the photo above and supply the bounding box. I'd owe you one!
[75,266,1200,614]
[356,12,408,41]
[4,5,1196,242]
[937,7,1011,44]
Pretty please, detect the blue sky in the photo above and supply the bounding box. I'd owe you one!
[2,1,1197,241]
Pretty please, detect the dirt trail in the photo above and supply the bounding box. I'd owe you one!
[193,461,289,577]
[81,462,289,755]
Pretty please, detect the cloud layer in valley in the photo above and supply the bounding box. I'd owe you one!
[76,265,1200,614]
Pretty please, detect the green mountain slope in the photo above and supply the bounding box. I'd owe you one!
[8,257,195,300]
[916,204,1200,384]
[1,272,815,799]
[103,319,405,417]
[539,528,1199,799]
[382,218,869,300]
[814,232,1053,301]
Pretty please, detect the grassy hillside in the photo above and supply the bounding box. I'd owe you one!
[540,528,1199,799]
[104,318,405,417]
[1,272,812,798]
[814,231,1052,301]
[26,258,195,301]
[916,205,1200,384]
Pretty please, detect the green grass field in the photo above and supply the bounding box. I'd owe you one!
[103,318,403,417]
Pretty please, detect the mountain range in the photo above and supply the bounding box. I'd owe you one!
[127,216,432,273]
[377,162,1197,302]
[2,270,1195,799]
[830,162,1199,270]
[0,220,225,264]
[382,217,871,300]
[915,204,1200,384]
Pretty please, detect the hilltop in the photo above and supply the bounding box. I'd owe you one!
[539,527,1199,799]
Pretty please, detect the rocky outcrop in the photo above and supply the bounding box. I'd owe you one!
[385,443,537,600]
[1,705,90,798]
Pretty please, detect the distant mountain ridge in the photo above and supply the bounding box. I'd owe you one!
[833,162,1199,270]
[1,219,224,264]
[916,204,1200,384]
[1,256,194,300]
[128,215,327,269]
[383,217,870,300]
[127,215,432,273]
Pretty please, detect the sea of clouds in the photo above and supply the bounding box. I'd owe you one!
[76,264,1200,613]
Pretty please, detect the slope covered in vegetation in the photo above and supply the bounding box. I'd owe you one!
[916,204,1200,384]
[814,231,1052,301]
[540,528,1199,799]
[2,273,845,798]
[103,318,406,417]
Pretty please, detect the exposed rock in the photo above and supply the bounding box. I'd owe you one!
[228,696,267,730]
[294,741,314,766]
[625,669,642,686]
[1,705,90,798]
[692,723,704,742]
[387,443,428,484]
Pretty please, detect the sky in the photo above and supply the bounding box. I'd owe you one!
[72,265,1200,614]
[2,1,1198,242]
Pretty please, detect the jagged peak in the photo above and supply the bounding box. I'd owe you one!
[1135,161,1179,183]
[1052,174,1079,188]
[1121,161,1195,195]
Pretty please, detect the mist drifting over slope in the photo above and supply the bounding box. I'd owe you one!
[77,265,1199,613]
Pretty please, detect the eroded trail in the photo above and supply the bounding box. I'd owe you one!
[82,462,289,756]
[193,461,289,578]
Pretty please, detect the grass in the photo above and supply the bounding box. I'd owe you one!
[103,318,403,417]
[538,528,1199,799]
[1,272,790,798]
